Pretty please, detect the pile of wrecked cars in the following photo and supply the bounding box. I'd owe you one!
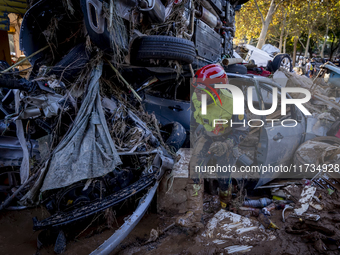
[0,0,251,252]
[1,0,340,254]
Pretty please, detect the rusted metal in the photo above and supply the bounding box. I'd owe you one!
[195,6,222,29]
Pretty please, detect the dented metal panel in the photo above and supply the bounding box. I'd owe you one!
[194,19,221,63]
[0,136,40,167]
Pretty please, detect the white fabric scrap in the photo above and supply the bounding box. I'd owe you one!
[14,89,29,184]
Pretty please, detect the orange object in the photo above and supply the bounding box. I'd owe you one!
[262,203,276,215]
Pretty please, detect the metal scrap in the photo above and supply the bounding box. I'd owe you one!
[90,181,159,255]
[313,172,340,192]
[282,205,293,223]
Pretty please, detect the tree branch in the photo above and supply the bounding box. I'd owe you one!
[268,35,280,43]
[298,37,306,50]
[254,0,265,25]
[274,0,284,13]
[330,30,339,51]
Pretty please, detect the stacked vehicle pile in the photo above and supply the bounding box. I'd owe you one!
[2,0,340,254]
[0,0,220,252]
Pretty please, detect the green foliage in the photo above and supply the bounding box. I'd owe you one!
[235,0,340,56]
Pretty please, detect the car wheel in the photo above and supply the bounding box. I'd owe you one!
[131,36,196,65]
[272,53,292,72]
[160,122,186,152]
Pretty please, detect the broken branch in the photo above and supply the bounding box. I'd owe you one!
[1,45,49,75]
[105,59,142,102]
[254,0,265,25]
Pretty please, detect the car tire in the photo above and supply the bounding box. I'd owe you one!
[271,53,292,72]
[131,36,196,65]
[161,122,186,152]
[224,64,247,74]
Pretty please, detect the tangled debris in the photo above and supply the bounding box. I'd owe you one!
[0,1,181,251]
[2,0,340,254]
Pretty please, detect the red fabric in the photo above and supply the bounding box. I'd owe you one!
[335,128,340,138]
[247,67,271,77]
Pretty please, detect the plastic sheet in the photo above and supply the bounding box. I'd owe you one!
[41,62,122,192]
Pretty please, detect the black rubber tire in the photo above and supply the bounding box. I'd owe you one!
[161,122,186,152]
[266,60,274,72]
[131,36,196,65]
[224,64,247,74]
[271,53,293,72]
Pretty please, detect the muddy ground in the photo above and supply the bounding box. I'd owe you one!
[1,186,340,255]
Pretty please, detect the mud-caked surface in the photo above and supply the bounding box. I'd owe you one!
[1,185,340,255]
[115,186,340,255]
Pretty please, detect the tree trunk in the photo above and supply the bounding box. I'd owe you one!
[256,0,277,49]
[304,28,312,58]
[316,38,322,56]
[309,46,313,59]
[278,11,287,53]
[0,31,11,65]
[321,22,329,58]
[335,46,340,58]
[247,37,252,44]
[293,36,298,66]
[283,32,288,54]
[329,41,339,60]
[279,35,283,53]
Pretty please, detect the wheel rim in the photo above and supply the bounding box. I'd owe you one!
[280,57,291,71]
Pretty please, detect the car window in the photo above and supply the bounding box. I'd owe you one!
[248,83,278,111]
[260,83,282,109]
[258,82,304,124]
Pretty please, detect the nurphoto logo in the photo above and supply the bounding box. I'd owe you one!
[198,84,312,128]
[200,84,311,116]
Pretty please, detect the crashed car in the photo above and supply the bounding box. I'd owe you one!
[0,60,174,212]
[20,0,250,76]
[0,57,178,255]
[234,44,293,76]
[0,0,196,248]
[0,0,299,252]
[142,70,318,187]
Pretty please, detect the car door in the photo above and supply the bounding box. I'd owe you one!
[253,78,307,187]
[143,78,190,131]
[172,79,191,131]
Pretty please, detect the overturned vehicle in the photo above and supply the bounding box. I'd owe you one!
[20,0,250,72]
[0,0,256,252]
[0,59,175,235]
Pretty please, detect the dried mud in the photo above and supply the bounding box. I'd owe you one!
[1,185,340,255]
